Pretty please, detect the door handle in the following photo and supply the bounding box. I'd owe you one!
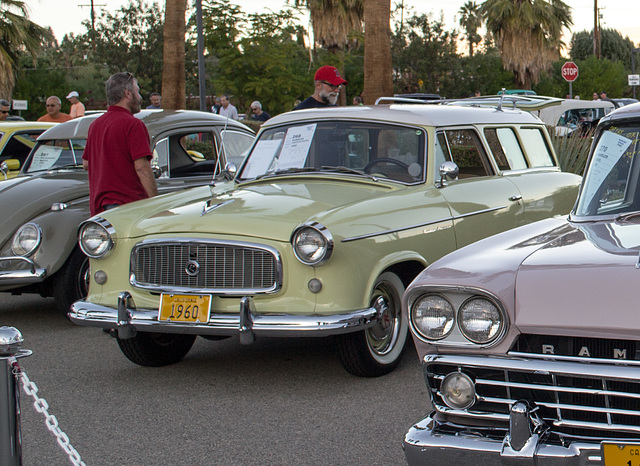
[509,195,523,202]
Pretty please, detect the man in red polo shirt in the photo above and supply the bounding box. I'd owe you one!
[82,72,158,216]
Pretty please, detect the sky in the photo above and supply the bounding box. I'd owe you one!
[22,0,640,50]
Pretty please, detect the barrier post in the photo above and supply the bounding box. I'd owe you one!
[0,326,32,466]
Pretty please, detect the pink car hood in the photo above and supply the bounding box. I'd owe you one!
[515,221,640,340]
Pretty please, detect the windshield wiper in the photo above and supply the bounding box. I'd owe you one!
[26,163,83,174]
[320,165,379,181]
[253,167,319,180]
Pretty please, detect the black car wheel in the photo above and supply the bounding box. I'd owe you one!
[117,332,197,367]
[335,271,408,377]
[53,247,90,316]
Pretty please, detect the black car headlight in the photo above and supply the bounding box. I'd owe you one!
[11,223,42,257]
[78,219,115,258]
[292,223,333,266]
[458,297,504,344]
[411,294,455,340]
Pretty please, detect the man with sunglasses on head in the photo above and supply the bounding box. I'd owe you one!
[37,96,72,122]
[293,65,348,110]
[82,72,157,216]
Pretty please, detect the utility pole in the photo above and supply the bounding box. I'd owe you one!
[593,0,600,59]
[79,0,106,31]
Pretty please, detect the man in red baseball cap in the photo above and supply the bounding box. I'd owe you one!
[294,65,348,110]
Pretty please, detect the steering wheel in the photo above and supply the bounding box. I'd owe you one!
[364,158,409,174]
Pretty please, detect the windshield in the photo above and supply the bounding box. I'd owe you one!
[23,139,86,173]
[574,123,640,218]
[238,121,426,183]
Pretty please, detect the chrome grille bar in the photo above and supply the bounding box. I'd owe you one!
[130,238,282,295]
[425,353,640,438]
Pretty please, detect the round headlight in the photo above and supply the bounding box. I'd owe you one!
[411,294,454,340]
[79,221,114,258]
[11,223,42,256]
[458,297,504,344]
[292,223,333,266]
[440,372,476,409]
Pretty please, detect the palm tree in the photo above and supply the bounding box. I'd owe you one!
[162,0,186,109]
[362,0,392,104]
[295,0,363,54]
[481,0,572,89]
[458,1,482,57]
[0,0,52,98]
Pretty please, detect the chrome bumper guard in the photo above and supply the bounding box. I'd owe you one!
[404,409,602,465]
[69,292,380,343]
[0,256,46,285]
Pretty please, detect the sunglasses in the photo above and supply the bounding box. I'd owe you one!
[320,81,341,90]
[46,104,58,107]
[0,111,8,114]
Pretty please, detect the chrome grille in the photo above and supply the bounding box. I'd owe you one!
[426,351,640,439]
[131,239,281,294]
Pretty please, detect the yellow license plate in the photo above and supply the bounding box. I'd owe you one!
[159,294,211,323]
[602,442,640,465]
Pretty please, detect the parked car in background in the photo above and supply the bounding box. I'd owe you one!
[403,102,640,463]
[536,98,615,136]
[612,97,639,108]
[0,121,55,179]
[0,110,255,314]
[70,102,581,377]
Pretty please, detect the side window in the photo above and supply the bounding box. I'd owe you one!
[519,128,555,167]
[484,128,528,170]
[166,131,220,178]
[442,129,492,178]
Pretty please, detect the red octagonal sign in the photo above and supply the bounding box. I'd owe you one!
[562,61,579,82]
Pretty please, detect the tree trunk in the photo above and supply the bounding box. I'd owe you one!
[362,0,393,105]
[162,0,187,109]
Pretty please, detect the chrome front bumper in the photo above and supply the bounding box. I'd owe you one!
[69,292,380,344]
[0,256,46,287]
[404,410,603,465]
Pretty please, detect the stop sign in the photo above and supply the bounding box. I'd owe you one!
[562,61,579,82]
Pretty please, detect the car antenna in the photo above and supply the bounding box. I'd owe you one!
[211,117,230,187]
[497,88,506,112]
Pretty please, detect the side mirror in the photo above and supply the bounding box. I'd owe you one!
[222,162,237,181]
[0,159,20,179]
[438,161,459,187]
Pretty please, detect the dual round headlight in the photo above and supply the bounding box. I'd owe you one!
[411,293,505,345]
[78,220,114,258]
[11,223,42,256]
[292,223,333,266]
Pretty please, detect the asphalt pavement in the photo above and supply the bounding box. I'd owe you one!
[1,294,430,465]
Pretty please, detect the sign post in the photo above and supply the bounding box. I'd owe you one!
[561,61,579,98]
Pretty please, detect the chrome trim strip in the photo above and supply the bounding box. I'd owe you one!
[509,350,640,367]
[129,238,283,295]
[342,206,506,242]
[69,297,379,337]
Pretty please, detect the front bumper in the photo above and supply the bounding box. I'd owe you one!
[404,410,602,465]
[0,256,46,288]
[69,291,380,344]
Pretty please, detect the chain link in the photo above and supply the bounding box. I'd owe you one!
[11,360,86,466]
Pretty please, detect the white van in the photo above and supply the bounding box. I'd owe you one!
[536,99,615,136]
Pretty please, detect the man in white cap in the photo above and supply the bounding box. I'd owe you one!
[66,91,85,118]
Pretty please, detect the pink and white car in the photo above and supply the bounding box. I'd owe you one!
[403,102,640,464]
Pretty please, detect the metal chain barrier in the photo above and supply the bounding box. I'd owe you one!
[12,360,86,466]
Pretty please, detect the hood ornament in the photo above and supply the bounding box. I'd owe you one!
[201,198,234,216]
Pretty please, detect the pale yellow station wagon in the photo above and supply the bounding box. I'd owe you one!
[70,102,581,377]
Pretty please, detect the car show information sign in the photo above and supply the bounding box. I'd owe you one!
[30,145,64,171]
[580,130,632,209]
[242,139,282,178]
[277,124,317,170]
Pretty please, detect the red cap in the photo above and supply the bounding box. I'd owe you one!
[314,66,348,86]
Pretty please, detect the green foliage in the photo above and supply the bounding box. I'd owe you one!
[549,126,595,175]
[535,56,628,98]
[571,28,636,65]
